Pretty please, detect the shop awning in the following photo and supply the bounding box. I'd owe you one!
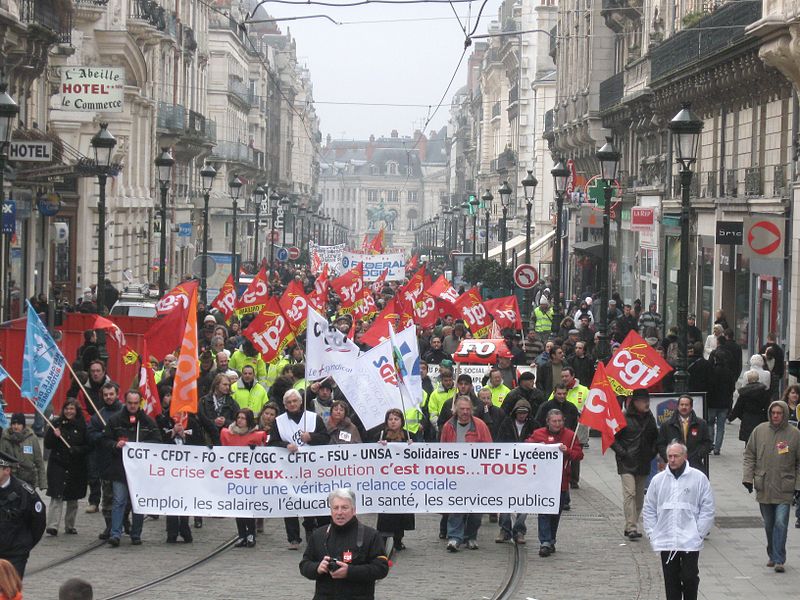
[515,230,556,261]
[572,240,615,258]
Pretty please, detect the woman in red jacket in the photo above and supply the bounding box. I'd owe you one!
[221,408,267,547]
[527,408,584,557]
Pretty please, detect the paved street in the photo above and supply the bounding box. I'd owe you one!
[21,420,799,599]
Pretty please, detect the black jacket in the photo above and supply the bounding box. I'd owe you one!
[656,410,712,472]
[44,416,89,501]
[473,403,505,440]
[611,407,658,476]
[729,382,770,442]
[687,357,713,396]
[272,411,330,447]
[0,475,46,560]
[157,413,206,446]
[707,359,736,410]
[421,348,451,365]
[568,355,595,390]
[496,414,538,442]
[534,398,579,431]
[102,409,161,482]
[300,518,389,600]
[501,386,545,417]
[198,393,241,445]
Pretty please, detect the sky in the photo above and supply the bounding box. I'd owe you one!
[247,0,504,142]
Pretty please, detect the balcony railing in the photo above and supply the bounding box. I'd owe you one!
[157,101,186,132]
[650,0,760,83]
[210,141,256,164]
[184,26,197,52]
[20,0,72,43]
[726,169,737,197]
[599,71,624,112]
[491,101,501,119]
[129,0,166,31]
[228,77,253,107]
[186,110,206,137]
[774,164,786,197]
[204,120,217,145]
[508,84,519,105]
[745,166,762,196]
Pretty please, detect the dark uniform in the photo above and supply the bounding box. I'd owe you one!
[0,450,46,577]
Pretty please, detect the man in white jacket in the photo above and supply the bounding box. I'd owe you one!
[643,441,715,600]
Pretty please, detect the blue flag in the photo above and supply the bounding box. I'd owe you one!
[0,364,8,429]
[21,301,66,412]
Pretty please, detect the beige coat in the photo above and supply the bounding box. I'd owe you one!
[743,400,800,504]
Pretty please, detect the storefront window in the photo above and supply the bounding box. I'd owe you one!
[700,246,714,334]
[734,254,750,349]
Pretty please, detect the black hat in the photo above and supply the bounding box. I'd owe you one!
[631,388,650,402]
[0,450,19,467]
[518,371,536,382]
[10,413,26,426]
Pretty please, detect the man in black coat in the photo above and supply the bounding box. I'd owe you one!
[87,382,123,539]
[656,394,712,474]
[198,373,241,445]
[568,342,595,390]
[687,342,713,398]
[102,390,161,546]
[501,371,545,416]
[0,450,46,578]
[300,488,389,600]
[534,385,579,431]
[611,389,658,540]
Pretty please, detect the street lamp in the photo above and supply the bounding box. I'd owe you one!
[669,103,704,393]
[90,122,116,314]
[268,189,280,268]
[442,207,452,255]
[0,84,17,322]
[154,147,174,298]
[551,158,570,324]
[595,137,621,362]
[521,170,538,326]
[498,181,512,292]
[482,189,493,260]
[460,199,469,254]
[290,197,299,248]
[280,195,290,246]
[470,193,480,259]
[199,163,216,304]
[228,174,243,284]
[252,185,266,266]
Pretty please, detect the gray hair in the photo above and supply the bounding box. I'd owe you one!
[283,388,302,403]
[546,408,563,421]
[666,441,688,457]
[328,488,356,507]
[745,370,759,384]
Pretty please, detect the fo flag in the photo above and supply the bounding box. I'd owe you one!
[605,330,673,396]
[211,274,237,321]
[0,365,9,429]
[243,297,295,364]
[21,301,67,413]
[580,362,627,453]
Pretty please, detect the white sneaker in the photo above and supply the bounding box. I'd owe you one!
[466,539,479,550]
[446,539,459,552]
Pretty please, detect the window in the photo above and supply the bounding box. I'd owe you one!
[387,161,398,175]
[367,189,378,203]
[387,190,399,203]
[407,191,418,203]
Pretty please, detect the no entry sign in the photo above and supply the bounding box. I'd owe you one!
[514,264,538,289]
[743,216,785,260]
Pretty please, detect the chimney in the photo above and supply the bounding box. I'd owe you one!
[391,129,398,138]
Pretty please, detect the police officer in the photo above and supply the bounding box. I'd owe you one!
[0,449,46,577]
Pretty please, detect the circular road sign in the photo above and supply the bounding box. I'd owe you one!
[288,246,301,260]
[276,247,289,262]
[191,254,217,278]
[514,264,538,289]
[747,220,782,256]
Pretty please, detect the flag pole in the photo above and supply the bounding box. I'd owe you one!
[3,370,71,449]
[64,361,106,426]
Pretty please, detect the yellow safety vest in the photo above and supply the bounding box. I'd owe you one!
[534,306,553,333]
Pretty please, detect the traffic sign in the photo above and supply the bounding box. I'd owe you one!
[276,247,289,262]
[287,246,300,260]
[743,216,784,260]
[270,229,280,242]
[514,264,538,289]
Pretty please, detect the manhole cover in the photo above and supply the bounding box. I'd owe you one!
[715,516,764,529]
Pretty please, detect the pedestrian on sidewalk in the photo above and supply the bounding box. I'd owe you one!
[742,400,800,573]
[643,441,715,600]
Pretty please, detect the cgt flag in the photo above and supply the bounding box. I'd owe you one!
[211,274,238,321]
[279,279,310,334]
[604,330,673,396]
[171,287,200,416]
[483,296,522,331]
[580,362,627,453]
[235,266,269,318]
[21,301,67,413]
[453,287,493,339]
[242,297,295,364]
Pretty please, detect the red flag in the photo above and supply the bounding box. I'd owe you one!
[242,297,295,363]
[453,287,493,338]
[352,284,378,321]
[360,298,399,347]
[331,263,364,311]
[414,292,438,329]
[483,296,522,330]
[436,297,460,320]
[605,330,674,396]
[428,274,459,304]
[406,254,419,272]
[360,234,370,253]
[139,343,161,418]
[278,279,310,334]
[145,280,199,361]
[236,266,269,318]
[170,287,199,416]
[87,315,127,347]
[211,274,237,321]
[580,362,627,453]
[371,268,389,294]
[309,263,329,311]
[367,228,385,254]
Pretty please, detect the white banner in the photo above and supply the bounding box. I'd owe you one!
[60,67,124,112]
[428,364,491,393]
[309,242,345,275]
[122,442,563,517]
[305,307,360,381]
[341,252,406,281]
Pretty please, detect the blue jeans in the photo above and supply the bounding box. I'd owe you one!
[707,408,728,451]
[447,513,482,544]
[538,491,569,548]
[760,503,790,565]
[499,513,527,537]
[111,481,143,540]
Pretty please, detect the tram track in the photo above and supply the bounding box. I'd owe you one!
[26,539,107,577]
[491,542,526,600]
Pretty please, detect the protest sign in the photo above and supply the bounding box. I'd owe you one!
[309,242,345,276]
[341,251,406,281]
[123,442,563,517]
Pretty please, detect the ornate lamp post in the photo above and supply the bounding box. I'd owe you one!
[228,174,243,285]
[290,197,299,247]
[460,199,469,254]
[90,123,116,314]
[498,181,512,293]
[154,148,175,297]
[595,138,621,363]
[521,169,538,325]
[0,84,17,321]
[280,195,290,247]
[482,189,493,260]
[669,103,704,393]
[199,163,217,304]
[268,190,280,268]
[470,193,480,259]
[252,184,266,266]
[551,159,570,325]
